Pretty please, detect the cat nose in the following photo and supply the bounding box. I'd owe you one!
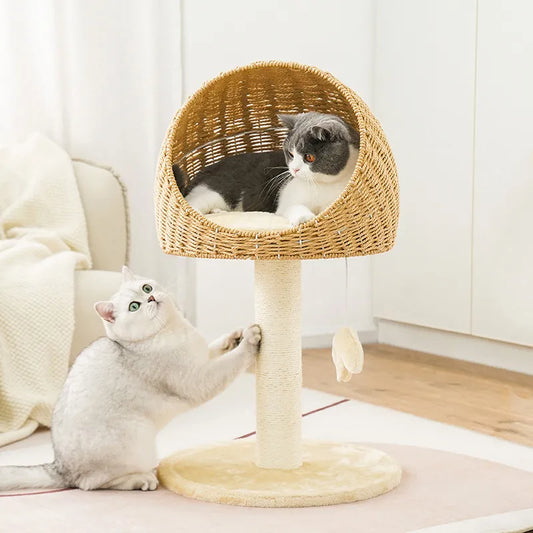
[148,295,155,303]
[293,168,300,173]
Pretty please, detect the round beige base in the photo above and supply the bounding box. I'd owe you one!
[158,440,402,507]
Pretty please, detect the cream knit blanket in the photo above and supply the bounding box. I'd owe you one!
[0,134,91,446]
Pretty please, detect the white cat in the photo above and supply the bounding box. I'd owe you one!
[0,266,261,491]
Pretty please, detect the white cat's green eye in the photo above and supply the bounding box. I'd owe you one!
[129,301,140,312]
[142,284,152,294]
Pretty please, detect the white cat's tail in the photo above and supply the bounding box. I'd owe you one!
[0,463,65,490]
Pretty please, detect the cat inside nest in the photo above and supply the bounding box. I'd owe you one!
[172,112,360,226]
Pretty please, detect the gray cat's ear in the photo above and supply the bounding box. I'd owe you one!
[122,265,135,282]
[94,301,115,323]
[278,114,298,131]
[310,119,352,143]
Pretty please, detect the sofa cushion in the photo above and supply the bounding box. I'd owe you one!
[73,160,128,271]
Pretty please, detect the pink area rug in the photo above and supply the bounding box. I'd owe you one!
[1,443,532,533]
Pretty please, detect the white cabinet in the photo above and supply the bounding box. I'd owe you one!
[472,0,533,346]
[372,0,477,333]
[373,0,533,349]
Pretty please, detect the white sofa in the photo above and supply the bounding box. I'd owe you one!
[70,160,128,363]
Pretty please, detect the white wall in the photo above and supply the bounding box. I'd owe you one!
[195,257,375,342]
[182,0,378,340]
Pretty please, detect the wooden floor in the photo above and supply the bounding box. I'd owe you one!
[302,344,533,447]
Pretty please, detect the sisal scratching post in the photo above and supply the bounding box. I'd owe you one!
[254,260,302,469]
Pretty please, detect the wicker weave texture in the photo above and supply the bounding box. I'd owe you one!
[155,61,399,260]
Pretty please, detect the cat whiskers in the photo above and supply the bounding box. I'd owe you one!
[149,311,165,331]
[146,304,161,321]
[259,170,291,201]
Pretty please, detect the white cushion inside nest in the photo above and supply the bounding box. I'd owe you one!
[204,211,292,231]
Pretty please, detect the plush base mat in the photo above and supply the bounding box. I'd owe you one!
[2,444,532,533]
[158,440,401,507]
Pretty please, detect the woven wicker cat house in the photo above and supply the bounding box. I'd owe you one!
[155,61,400,507]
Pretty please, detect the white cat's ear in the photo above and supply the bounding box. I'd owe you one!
[94,301,115,323]
[122,265,135,282]
[278,114,298,131]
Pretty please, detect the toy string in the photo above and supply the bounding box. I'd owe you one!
[344,257,349,327]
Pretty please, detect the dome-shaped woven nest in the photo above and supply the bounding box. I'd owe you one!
[155,61,399,260]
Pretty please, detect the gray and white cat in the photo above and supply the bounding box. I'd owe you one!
[173,112,360,226]
[0,266,261,491]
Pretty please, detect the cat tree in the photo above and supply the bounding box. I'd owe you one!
[154,61,401,507]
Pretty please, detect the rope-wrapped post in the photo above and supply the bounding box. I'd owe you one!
[254,259,302,469]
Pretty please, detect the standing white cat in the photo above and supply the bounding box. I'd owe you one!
[0,266,261,491]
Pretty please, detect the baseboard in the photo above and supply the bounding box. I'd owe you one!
[302,329,378,349]
[377,319,533,375]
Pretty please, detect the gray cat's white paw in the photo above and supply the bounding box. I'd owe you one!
[242,324,261,348]
[289,212,314,226]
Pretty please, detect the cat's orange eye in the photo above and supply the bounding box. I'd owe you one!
[304,153,315,163]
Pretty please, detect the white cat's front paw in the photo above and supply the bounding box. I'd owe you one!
[223,329,243,351]
[242,324,262,350]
